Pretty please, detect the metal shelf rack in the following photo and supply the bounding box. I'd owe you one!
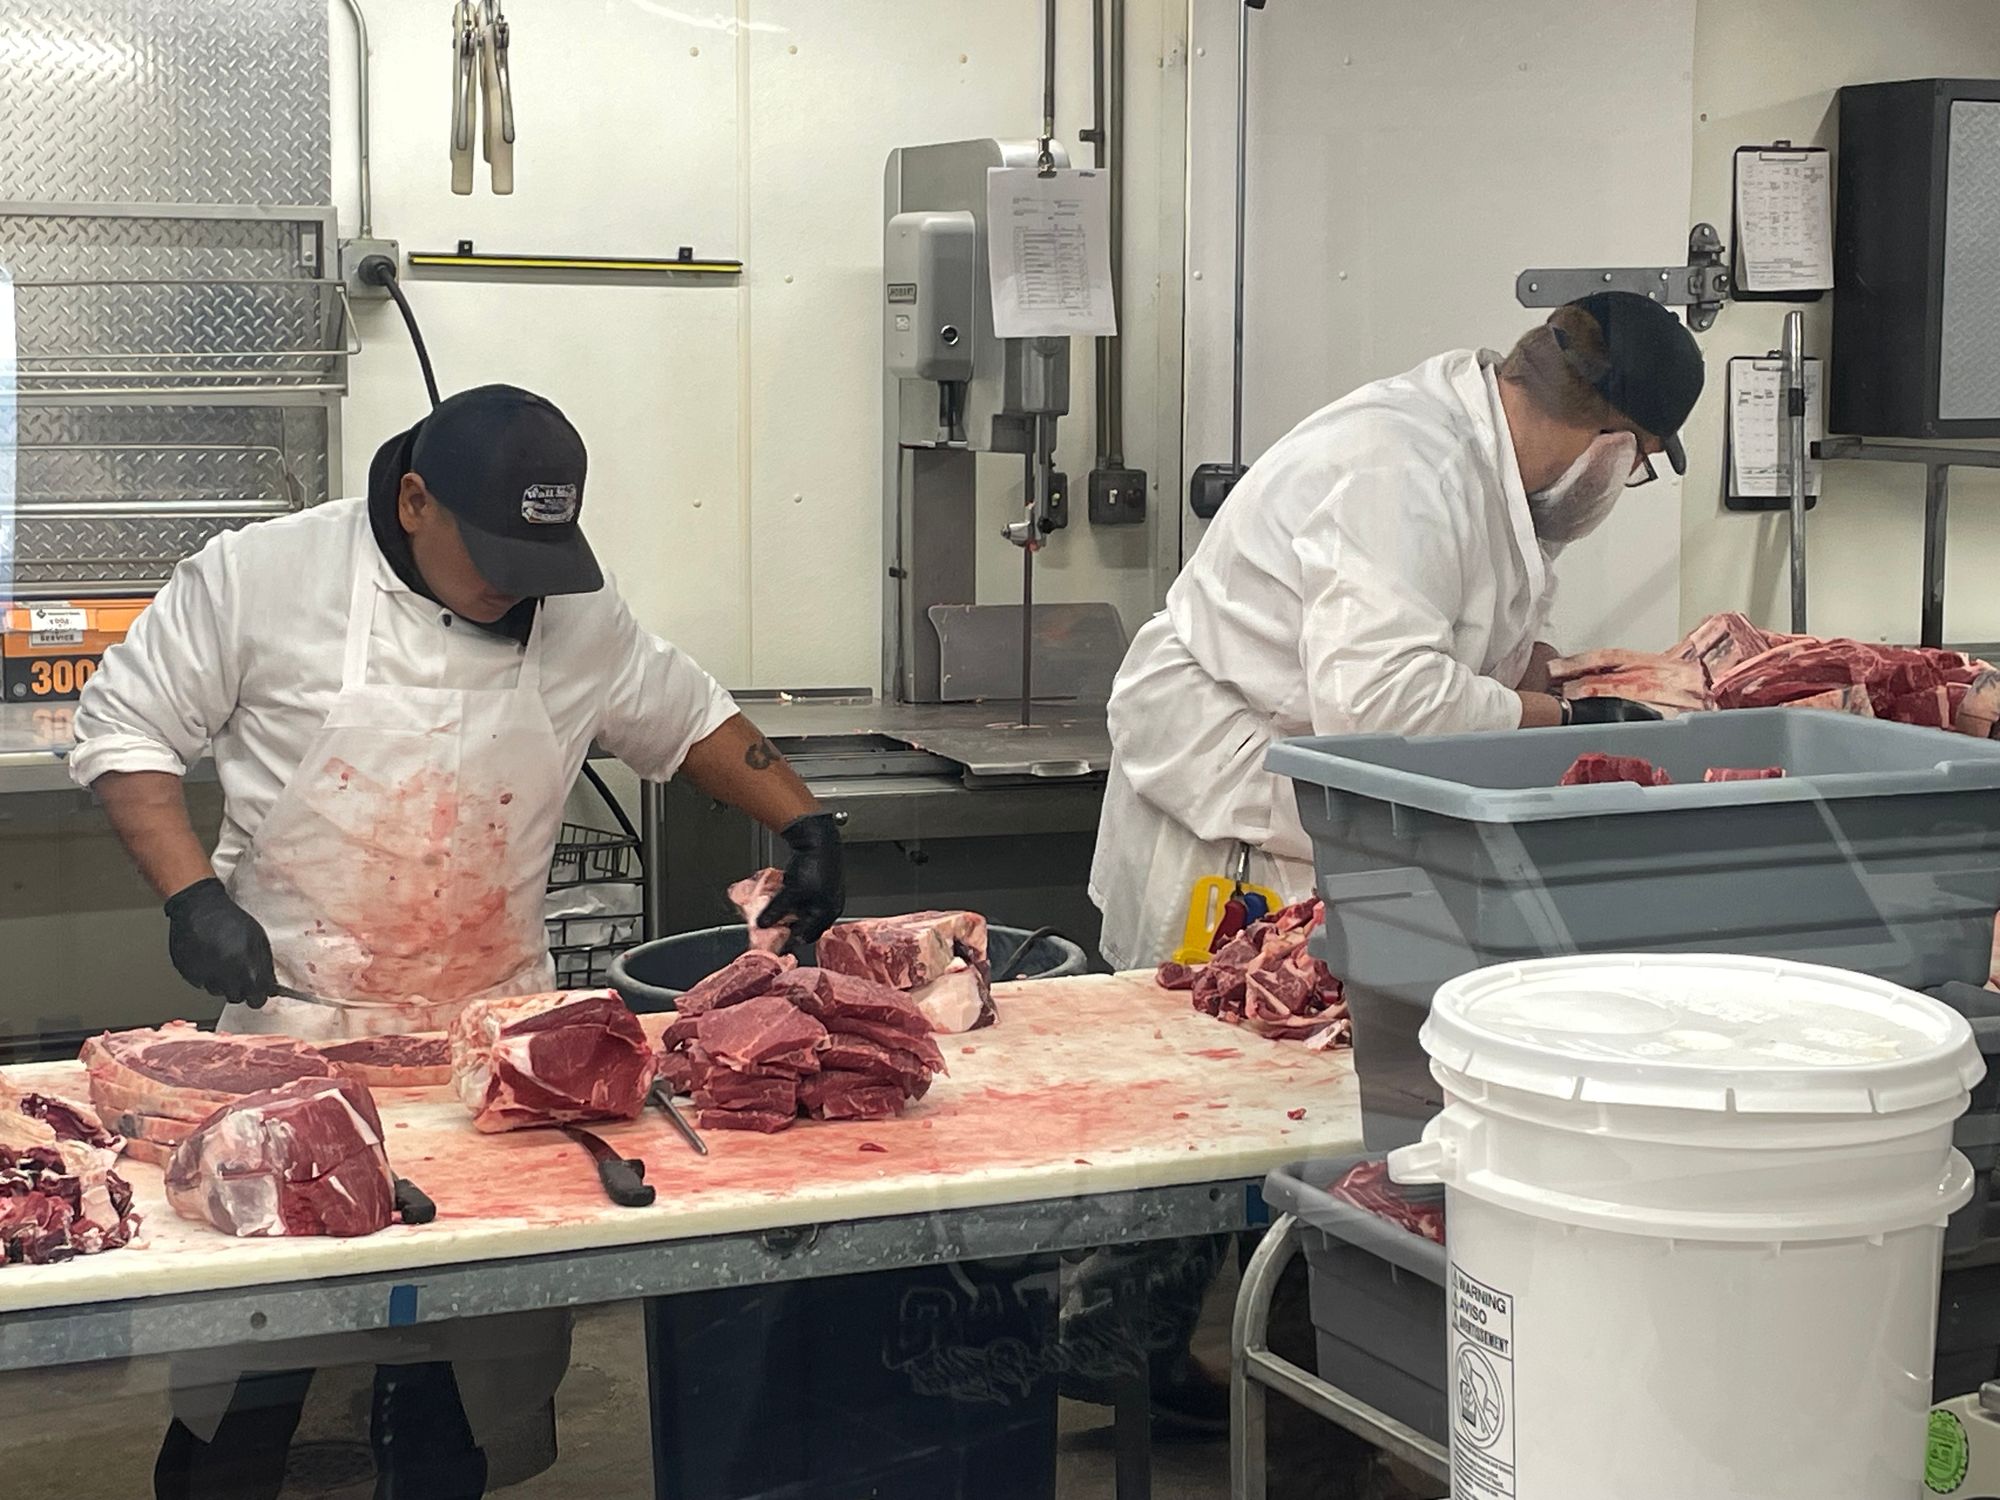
[2,199,352,598]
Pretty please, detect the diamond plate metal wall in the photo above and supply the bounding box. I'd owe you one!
[0,1,330,206]
[1940,101,2000,422]
[0,0,335,595]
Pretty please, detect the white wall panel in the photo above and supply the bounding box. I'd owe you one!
[1184,0,1697,651]
[1682,0,2000,646]
[334,0,1183,692]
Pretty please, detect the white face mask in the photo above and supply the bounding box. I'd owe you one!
[1527,431,1636,544]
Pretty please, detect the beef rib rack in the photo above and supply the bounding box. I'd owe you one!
[80,1022,340,1167]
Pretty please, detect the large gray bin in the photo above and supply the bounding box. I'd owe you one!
[1267,710,2000,1149]
[1263,1158,1449,1446]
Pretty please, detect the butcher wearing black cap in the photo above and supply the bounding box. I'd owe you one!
[72,383,846,1498]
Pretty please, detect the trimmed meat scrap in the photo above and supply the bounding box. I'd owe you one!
[729,868,789,953]
[1703,767,1786,782]
[1155,899,1349,1047]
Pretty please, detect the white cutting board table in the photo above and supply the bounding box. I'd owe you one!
[0,973,1360,1363]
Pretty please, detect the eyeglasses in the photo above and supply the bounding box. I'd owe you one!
[1602,429,1659,489]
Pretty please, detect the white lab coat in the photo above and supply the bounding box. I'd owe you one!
[1091,350,1558,970]
[71,496,737,1443]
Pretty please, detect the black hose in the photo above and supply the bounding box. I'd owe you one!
[582,761,641,842]
[361,254,442,408]
[995,925,1062,985]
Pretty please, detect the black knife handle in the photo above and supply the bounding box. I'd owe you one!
[394,1176,437,1225]
[598,1156,656,1208]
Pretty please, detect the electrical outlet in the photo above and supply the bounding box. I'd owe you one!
[340,237,402,299]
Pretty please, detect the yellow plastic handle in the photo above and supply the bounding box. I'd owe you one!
[1172,875,1284,966]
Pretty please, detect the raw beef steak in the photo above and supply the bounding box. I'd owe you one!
[816,911,995,1032]
[449,991,657,1133]
[676,950,796,1017]
[165,1076,396,1238]
[316,1033,451,1087]
[658,954,945,1131]
[1330,1160,1445,1246]
[81,1022,339,1165]
[729,868,789,953]
[1559,753,1673,787]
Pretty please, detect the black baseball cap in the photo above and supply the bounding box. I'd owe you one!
[403,384,602,597]
[1556,291,1705,475]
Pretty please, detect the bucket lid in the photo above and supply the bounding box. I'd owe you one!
[1421,954,1984,1115]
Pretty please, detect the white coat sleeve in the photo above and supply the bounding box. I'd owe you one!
[69,540,245,786]
[1293,463,1524,736]
[590,584,739,780]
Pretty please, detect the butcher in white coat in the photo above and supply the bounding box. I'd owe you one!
[73,385,847,1499]
[1091,291,1705,970]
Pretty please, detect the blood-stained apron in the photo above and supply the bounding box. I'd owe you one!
[173,560,571,1445]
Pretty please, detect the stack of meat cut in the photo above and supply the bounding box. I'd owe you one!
[164,1075,399,1239]
[312,1034,452,1087]
[448,991,657,1133]
[81,1022,343,1166]
[1556,753,1786,787]
[1155,900,1351,1049]
[0,1078,139,1265]
[659,951,946,1132]
[817,910,995,1033]
[1550,611,2000,736]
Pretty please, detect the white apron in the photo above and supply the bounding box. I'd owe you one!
[173,559,571,1444]
[1090,616,1318,972]
[218,562,561,1039]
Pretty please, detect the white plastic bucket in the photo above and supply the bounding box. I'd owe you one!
[1388,954,1983,1500]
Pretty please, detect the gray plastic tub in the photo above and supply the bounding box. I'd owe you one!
[1263,1157,1448,1446]
[609,922,1088,1012]
[1268,710,2000,1149]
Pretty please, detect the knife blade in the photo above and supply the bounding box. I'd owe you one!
[270,983,399,1010]
[648,1081,709,1156]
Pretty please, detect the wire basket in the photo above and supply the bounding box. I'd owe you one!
[548,820,641,889]
[546,817,644,987]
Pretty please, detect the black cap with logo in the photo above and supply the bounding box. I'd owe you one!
[1557,291,1705,475]
[404,384,602,597]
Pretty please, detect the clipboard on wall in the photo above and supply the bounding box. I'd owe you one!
[1730,142,1834,302]
[1725,355,1824,512]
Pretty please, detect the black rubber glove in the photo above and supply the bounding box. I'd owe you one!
[164,877,278,1010]
[1562,696,1664,726]
[757,812,847,947]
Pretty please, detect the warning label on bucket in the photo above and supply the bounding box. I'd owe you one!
[1449,1265,1517,1498]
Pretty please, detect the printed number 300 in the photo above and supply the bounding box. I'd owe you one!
[28,658,95,695]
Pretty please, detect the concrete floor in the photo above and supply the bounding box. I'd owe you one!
[0,1257,1437,1499]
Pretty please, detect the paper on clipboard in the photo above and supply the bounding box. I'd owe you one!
[1728,358,1824,497]
[1734,150,1834,292]
[985,167,1117,338]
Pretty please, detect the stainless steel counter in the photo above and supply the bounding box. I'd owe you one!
[733,694,1110,780]
[0,696,1112,797]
